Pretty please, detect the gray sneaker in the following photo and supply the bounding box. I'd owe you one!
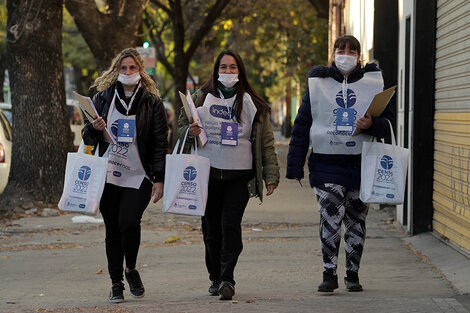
[218,281,235,300]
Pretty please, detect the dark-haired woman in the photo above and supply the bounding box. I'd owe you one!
[287,35,395,292]
[177,50,280,300]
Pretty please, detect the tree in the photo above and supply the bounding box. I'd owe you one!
[213,0,328,136]
[144,0,231,119]
[62,9,97,96]
[0,4,8,102]
[65,0,147,71]
[307,0,329,19]
[4,0,71,205]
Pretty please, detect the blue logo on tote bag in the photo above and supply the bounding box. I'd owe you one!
[77,166,91,181]
[380,155,394,170]
[183,166,197,181]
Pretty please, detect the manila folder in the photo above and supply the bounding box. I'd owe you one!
[352,85,396,136]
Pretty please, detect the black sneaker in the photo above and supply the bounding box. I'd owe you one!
[318,269,339,292]
[125,269,145,298]
[218,281,235,300]
[208,280,219,296]
[109,282,125,303]
[344,271,363,292]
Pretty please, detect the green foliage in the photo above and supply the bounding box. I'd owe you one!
[221,0,329,103]
[62,8,96,71]
[0,1,7,52]
[142,0,327,105]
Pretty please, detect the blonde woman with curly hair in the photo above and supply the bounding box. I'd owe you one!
[82,48,168,303]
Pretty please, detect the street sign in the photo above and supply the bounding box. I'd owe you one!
[136,47,156,75]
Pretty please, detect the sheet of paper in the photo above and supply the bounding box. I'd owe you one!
[72,91,117,144]
[352,85,397,136]
[178,90,207,147]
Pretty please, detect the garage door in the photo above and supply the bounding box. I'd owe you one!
[433,0,470,254]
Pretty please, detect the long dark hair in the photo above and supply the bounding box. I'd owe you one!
[196,50,270,123]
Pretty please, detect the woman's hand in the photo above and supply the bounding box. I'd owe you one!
[92,116,106,130]
[266,184,278,196]
[188,117,202,137]
[151,182,164,203]
[355,113,373,130]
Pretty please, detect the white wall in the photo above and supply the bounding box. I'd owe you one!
[344,0,375,63]
[397,0,415,233]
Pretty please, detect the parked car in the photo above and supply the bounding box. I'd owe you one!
[0,109,12,194]
[67,99,85,150]
[0,102,12,125]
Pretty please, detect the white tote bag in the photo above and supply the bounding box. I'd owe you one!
[360,121,409,204]
[163,130,210,216]
[58,142,108,215]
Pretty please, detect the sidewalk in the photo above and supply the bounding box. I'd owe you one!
[0,143,469,312]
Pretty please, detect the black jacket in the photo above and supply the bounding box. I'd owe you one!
[286,63,396,189]
[81,83,168,183]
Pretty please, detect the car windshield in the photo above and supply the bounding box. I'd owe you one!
[0,111,11,141]
[2,110,12,125]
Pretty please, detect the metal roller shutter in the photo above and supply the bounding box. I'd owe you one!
[434,0,470,254]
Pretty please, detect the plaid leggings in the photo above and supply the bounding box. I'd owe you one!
[314,183,369,273]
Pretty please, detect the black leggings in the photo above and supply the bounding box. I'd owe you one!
[99,179,152,284]
[202,177,250,285]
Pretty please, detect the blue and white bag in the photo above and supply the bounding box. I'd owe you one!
[58,142,108,215]
[163,130,210,216]
[360,121,409,204]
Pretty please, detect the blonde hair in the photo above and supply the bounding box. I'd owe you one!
[91,48,160,96]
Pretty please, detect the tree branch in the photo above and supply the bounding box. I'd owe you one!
[150,0,173,16]
[307,0,329,19]
[143,11,174,74]
[186,0,231,61]
[170,0,185,59]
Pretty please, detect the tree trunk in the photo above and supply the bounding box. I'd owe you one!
[284,78,292,138]
[173,63,189,122]
[65,0,146,71]
[5,0,72,203]
[0,50,7,102]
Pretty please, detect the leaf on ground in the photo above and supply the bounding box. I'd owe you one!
[95,269,103,274]
[165,236,180,243]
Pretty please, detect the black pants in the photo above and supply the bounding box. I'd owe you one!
[99,179,152,284]
[202,177,250,285]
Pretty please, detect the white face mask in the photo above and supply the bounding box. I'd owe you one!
[118,72,141,86]
[334,54,358,74]
[218,73,239,88]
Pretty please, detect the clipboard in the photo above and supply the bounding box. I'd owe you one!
[178,90,207,147]
[352,85,397,136]
[72,91,117,144]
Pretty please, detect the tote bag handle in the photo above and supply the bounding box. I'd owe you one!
[171,128,199,156]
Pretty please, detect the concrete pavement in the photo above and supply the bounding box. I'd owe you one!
[0,143,469,313]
